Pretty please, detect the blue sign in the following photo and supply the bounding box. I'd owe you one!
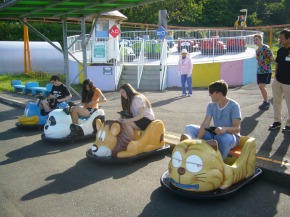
[155,26,168,39]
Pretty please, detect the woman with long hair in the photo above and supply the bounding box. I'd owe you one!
[70,79,106,124]
[119,83,155,140]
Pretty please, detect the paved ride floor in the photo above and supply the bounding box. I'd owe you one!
[0,82,289,186]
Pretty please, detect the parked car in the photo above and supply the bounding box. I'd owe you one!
[200,36,227,55]
[226,37,246,52]
[177,38,199,53]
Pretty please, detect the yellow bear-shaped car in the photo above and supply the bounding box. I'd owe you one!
[86,119,169,162]
[161,136,262,198]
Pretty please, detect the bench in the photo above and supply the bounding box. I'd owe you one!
[11,80,26,93]
[30,83,53,96]
[11,80,52,96]
[23,82,39,95]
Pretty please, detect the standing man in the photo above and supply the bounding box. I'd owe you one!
[40,75,72,114]
[254,34,275,110]
[181,80,241,160]
[178,49,193,97]
[269,29,290,132]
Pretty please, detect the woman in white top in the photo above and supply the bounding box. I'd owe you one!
[119,83,155,140]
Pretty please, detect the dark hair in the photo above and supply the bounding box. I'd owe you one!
[50,75,60,82]
[81,79,95,103]
[208,80,228,96]
[119,83,151,114]
[280,29,290,40]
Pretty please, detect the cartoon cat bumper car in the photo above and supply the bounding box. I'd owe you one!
[16,97,67,129]
[160,137,262,199]
[41,108,105,143]
[86,119,170,163]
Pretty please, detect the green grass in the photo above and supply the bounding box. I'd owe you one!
[271,45,279,75]
[0,73,82,93]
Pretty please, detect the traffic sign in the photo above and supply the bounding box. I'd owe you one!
[155,26,168,39]
[109,25,121,38]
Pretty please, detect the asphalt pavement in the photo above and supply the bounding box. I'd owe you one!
[0,83,289,187]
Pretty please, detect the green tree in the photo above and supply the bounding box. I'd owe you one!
[121,0,203,27]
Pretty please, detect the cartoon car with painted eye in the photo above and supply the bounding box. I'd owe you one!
[86,119,170,163]
[16,96,68,129]
[41,107,105,143]
[160,137,262,198]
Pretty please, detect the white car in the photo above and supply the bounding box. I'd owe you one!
[41,108,105,143]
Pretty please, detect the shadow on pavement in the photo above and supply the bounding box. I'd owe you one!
[240,110,266,136]
[21,154,165,201]
[0,127,42,141]
[151,96,184,107]
[0,105,23,121]
[139,177,290,217]
[256,130,279,158]
[0,139,87,165]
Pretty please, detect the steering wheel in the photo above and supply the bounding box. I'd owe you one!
[204,126,217,135]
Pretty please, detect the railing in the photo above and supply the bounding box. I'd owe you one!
[67,29,263,90]
[115,42,125,90]
[160,39,168,91]
[121,29,262,41]
[137,40,145,89]
[67,34,91,53]
[68,29,262,65]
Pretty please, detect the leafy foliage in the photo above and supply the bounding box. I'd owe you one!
[121,0,290,27]
[0,21,91,46]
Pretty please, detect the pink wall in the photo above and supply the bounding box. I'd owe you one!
[220,60,243,86]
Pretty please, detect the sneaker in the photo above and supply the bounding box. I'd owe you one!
[182,94,187,97]
[188,94,192,97]
[282,126,290,133]
[259,101,270,110]
[268,122,281,131]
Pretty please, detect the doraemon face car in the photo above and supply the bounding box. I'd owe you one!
[160,137,262,199]
[86,119,170,163]
[16,98,67,129]
[41,108,105,143]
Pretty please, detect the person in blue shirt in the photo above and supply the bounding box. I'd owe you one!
[180,80,242,160]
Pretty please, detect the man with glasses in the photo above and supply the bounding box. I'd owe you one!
[40,75,72,114]
[269,29,290,132]
[180,80,242,160]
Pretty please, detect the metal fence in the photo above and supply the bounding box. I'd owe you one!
[67,29,263,64]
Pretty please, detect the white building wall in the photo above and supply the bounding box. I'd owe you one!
[0,41,64,74]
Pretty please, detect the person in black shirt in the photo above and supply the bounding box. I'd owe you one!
[269,29,290,132]
[41,75,72,113]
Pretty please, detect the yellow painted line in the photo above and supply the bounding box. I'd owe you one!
[165,134,179,139]
[256,156,290,166]
[165,133,290,167]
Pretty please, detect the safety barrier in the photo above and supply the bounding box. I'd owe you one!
[68,29,262,65]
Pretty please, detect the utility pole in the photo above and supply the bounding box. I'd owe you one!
[158,10,168,30]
